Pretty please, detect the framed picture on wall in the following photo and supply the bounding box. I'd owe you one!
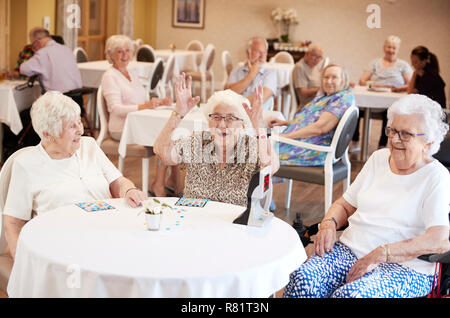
[172,0,205,29]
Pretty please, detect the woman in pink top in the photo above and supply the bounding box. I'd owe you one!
[101,35,179,197]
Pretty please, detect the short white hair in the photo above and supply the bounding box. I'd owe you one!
[246,37,268,54]
[31,91,81,140]
[203,90,252,129]
[387,94,449,155]
[385,35,401,47]
[105,35,134,64]
[307,43,323,54]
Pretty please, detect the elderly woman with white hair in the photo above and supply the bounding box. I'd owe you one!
[154,73,279,206]
[284,94,449,298]
[269,64,354,166]
[353,35,414,150]
[101,34,176,197]
[2,92,147,260]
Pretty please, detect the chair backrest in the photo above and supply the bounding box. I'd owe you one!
[330,103,359,161]
[186,40,204,52]
[96,85,110,145]
[199,44,215,72]
[221,50,233,89]
[149,58,164,90]
[162,54,175,85]
[271,51,294,64]
[73,47,88,63]
[433,132,450,171]
[287,67,299,120]
[136,44,156,63]
[0,147,33,253]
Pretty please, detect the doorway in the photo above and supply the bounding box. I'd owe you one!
[77,0,106,61]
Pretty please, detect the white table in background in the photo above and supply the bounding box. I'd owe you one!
[77,60,154,88]
[0,80,41,162]
[353,85,406,161]
[118,105,285,158]
[154,49,202,75]
[7,198,305,298]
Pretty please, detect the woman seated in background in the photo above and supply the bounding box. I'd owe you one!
[3,92,147,260]
[352,35,413,150]
[408,46,446,108]
[101,35,178,197]
[269,64,354,167]
[154,73,279,207]
[284,94,449,298]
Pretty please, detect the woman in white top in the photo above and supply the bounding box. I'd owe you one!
[3,92,147,260]
[284,94,449,298]
[352,35,414,150]
[101,35,179,197]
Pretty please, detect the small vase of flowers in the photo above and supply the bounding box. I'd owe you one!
[142,198,172,231]
[271,7,299,43]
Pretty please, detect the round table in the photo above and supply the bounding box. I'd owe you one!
[7,198,306,298]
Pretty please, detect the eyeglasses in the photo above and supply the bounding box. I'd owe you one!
[385,127,425,142]
[209,113,243,125]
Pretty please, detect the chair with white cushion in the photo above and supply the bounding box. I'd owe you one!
[185,44,215,103]
[96,86,155,193]
[0,147,34,294]
[186,40,204,70]
[271,104,359,213]
[270,51,294,64]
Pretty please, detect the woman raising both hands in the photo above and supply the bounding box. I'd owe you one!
[154,73,279,206]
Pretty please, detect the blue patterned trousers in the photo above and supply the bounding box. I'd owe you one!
[283,242,435,298]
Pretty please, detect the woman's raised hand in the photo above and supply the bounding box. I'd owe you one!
[242,84,265,130]
[174,73,200,117]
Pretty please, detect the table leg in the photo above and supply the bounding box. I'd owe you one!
[360,108,371,162]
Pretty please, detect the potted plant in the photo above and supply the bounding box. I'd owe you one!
[142,198,172,231]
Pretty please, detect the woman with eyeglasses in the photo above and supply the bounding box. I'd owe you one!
[284,94,449,298]
[269,64,354,167]
[154,73,279,206]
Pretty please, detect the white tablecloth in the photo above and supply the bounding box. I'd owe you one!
[353,85,406,160]
[118,105,285,158]
[78,60,154,88]
[266,62,294,90]
[7,197,305,298]
[154,49,201,75]
[0,80,41,134]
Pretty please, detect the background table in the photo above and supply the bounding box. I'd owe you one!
[353,85,406,161]
[0,80,41,162]
[78,60,154,88]
[154,49,202,76]
[118,105,286,158]
[7,198,306,298]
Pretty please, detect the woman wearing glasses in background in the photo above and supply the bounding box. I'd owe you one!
[154,73,279,207]
[284,94,449,298]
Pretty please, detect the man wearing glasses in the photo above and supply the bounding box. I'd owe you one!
[293,43,326,110]
[226,37,277,111]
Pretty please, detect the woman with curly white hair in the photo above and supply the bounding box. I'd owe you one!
[2,92,147,260]
[154,73,279,206]
[101,34,177,197]
[284,94,449,298]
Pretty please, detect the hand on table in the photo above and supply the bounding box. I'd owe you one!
[268,118,289,128]
[125,188,147,208]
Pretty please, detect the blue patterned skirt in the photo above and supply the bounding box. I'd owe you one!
[283,242,435,298]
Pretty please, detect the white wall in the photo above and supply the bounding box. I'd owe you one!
[156,0,450,104]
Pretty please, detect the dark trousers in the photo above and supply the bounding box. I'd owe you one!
[352,110,388,147]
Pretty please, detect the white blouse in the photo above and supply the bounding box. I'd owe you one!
[101,67,148,134]
[3,137,122,220]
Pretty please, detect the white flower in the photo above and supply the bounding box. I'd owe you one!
[142,198,172,215]
[271,7,299,25]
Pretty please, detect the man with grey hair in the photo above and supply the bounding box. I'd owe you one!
[20,28,82,94]
[225,37,277,110]
[293,43,326,110]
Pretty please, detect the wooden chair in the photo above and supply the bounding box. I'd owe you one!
[271,104,359,213]
[96,86,155,193]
